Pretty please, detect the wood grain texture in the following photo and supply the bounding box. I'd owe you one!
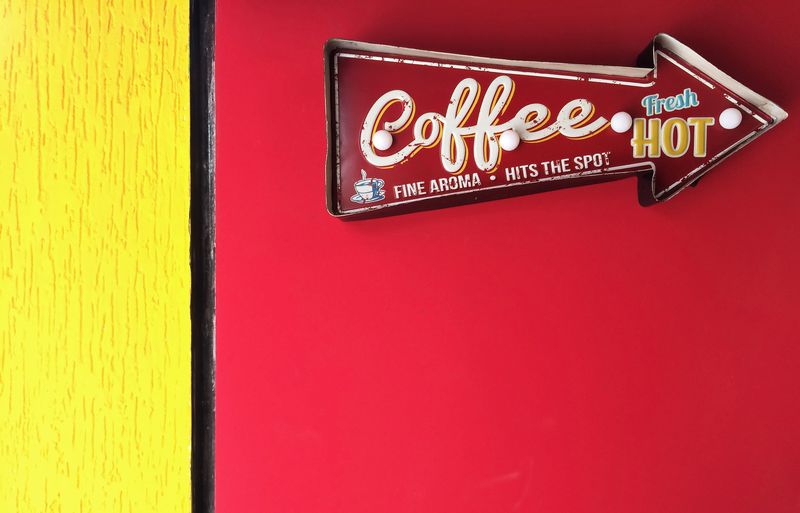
[0,1,191,511]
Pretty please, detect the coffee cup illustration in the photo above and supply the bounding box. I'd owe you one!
[351,170,385,204]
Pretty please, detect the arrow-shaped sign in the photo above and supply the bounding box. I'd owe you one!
[324,34,787,218]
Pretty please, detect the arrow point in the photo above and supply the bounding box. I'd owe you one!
[652,34,787,125]
[640,33,787,203]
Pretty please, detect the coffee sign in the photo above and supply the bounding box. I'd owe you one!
[324,34,787,218]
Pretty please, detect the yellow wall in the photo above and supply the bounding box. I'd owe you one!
[0,1,192,511]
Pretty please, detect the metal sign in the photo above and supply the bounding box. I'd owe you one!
[324,34,787,218]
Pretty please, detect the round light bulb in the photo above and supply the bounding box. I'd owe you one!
[499,129,521,151]
[610,112,633,133]
[372,130,393,151]
[719,107,743,129]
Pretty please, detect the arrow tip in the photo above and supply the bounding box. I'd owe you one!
[652,34,787,124]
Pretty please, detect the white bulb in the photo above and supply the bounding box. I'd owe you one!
[499,129,520,151]
[610,112,632,133]
[719,107,743,129]
[372,130,393,151]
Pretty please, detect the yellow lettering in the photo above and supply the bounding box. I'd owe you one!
[631,118,661,158]
[688,117,714,157]
[661,118,690,157]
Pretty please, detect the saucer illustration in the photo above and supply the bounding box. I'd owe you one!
[350,192,385,204]
[351,170,385,204]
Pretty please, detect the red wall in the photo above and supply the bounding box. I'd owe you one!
[217,1,800,511]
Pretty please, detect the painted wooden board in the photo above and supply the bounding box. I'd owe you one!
[0,1,192,511]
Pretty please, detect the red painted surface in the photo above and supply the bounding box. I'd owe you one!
[217,1,800,512]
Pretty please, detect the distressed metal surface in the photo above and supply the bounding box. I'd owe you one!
[190,0,216,511]
[324,34,786,218]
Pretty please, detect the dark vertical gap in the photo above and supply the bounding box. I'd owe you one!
[190,0,215,511]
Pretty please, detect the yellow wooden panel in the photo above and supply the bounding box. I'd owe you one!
[0,1,191,511]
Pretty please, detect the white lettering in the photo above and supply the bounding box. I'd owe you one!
[361,76,609,172]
